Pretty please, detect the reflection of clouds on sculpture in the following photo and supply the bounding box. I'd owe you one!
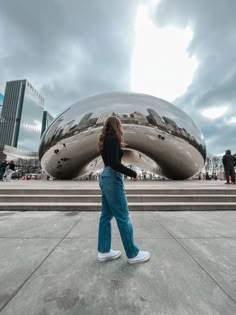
[39,92,206,180]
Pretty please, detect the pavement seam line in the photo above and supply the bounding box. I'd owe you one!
[0,214,82,313]
[150,213,236,305]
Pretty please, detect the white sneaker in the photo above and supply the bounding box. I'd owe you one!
[97,249,121,262]
[127,251,150,264]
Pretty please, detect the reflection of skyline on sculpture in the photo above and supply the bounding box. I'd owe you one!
[39,92,206,180]
[40,102,205,159]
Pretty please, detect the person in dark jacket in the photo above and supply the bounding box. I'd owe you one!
[4,160,15,181]
[97,116,150,264]
[222,150,236,184]
[0,160,8,180]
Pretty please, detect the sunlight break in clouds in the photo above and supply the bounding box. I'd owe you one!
[201,106,228,120]
[227,116,236,124]
[130,5,198,102]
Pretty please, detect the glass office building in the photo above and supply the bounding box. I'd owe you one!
[17,81,44,151]
[41,111,54,137]
[0,93,3,118]
[0,80,44,152]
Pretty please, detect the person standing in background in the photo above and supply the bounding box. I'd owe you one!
[4,160,15,181]
[0,160,8,181]
[222,150,236,184]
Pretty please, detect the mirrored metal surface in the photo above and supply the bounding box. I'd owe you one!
[39,92,206,179]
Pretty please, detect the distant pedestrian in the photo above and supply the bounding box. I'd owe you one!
[97,116,150,264]
[4,160,15,181]
[222,150,236,184]
[0,160,8,181]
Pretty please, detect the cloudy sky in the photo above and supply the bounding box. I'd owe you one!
[0,0,236,155]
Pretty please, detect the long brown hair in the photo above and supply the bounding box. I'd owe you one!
[98,116,126,151]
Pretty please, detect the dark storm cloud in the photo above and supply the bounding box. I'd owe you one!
[1,0,235,155]
[0,0,139,116]
[153,0,236,154]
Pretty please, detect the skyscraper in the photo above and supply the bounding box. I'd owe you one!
[41,110,54,137]
[0,80,44,153]
[146,108,165,126]
[0,93,3,118]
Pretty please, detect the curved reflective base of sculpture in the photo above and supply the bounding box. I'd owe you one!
[39,92,206,180]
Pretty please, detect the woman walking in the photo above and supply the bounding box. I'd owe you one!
[97,116,150,264]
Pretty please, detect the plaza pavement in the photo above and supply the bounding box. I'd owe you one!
[0,180,236,314]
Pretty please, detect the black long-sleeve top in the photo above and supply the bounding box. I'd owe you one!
[101,134,137,178]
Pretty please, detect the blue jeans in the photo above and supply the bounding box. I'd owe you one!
[98,166,139,258]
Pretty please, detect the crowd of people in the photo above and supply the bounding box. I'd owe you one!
[0,149,236,184]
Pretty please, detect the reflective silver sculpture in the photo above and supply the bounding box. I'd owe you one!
[39,92,206,180]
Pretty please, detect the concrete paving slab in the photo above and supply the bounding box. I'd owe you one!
[120,212,173,239]
[65,211,100,239]
[67,212,172,240]
[0,238,60,310]
[1,211,236,314]
[1,238,236,315]
[152,211,236,238]
[179,238,236,301]
[0,211,81,238]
